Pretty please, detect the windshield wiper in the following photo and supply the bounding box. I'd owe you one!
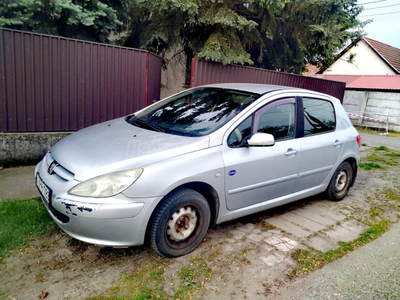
[126,116,165,133]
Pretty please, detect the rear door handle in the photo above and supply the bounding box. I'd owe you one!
[334,140,343,147]
[285,148,298,157]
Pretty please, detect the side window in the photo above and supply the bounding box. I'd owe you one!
[303,98,335,136]
[227,116,252,147]
[257,103,295,140]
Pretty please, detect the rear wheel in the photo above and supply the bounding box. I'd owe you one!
[149,188,210,257]
[326,161,353,201]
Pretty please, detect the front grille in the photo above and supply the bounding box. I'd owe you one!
[45,152,74,181]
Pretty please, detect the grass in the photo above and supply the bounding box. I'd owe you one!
[359,146,400,170]
[355,126,400,138]
[0,197,55,258]
[90,257,171,300]
[89,244,222,300]
[359,162,386,170]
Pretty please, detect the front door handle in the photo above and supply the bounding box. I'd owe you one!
[285,148,298,157]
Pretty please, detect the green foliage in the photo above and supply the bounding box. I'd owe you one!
[0,0,123,42]
[121,0,366,73]
[0,197,55,258]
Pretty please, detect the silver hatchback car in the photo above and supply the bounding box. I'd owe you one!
[35,84,360,257]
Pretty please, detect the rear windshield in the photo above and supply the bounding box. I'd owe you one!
[126,87,260,137]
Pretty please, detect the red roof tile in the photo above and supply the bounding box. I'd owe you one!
[364,38,400,73]
[314,75,400,91]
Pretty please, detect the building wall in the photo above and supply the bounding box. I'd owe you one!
[324,40,396,75]
[343,90,400,132]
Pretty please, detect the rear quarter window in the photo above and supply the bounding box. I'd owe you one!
[303,98,336,136]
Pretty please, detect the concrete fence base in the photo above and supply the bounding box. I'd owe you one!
[0,132,72,167]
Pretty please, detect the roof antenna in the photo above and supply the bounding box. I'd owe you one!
[298,78,306,89]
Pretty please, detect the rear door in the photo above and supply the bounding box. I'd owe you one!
[294,97,344,192]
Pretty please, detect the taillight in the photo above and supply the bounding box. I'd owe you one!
[356,135,361,148]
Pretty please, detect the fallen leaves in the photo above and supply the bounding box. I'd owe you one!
[39,291,49,299]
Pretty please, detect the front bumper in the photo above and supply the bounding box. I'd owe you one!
[35,157,161,247]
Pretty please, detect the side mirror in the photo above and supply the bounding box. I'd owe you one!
[247,133,275,147]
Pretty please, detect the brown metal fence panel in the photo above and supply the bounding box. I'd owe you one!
[191,59,346,101]
[0,28,162,132]
[147,53,163,105]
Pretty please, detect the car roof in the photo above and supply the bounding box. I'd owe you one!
[199,83,303,95]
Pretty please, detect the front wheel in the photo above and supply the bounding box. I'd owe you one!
[149,188,210,257]
[326,161,353,201]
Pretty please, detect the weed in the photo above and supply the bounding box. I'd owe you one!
[370,206,385,219]
[260,220,276,231]
[173,247,218,298]
[384,188,400,201]
[386,152,400,157]
[375,146,389,151]
[178,266,195,285]
[359,163,385,170]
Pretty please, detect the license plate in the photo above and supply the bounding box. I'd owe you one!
[36,174,52,205]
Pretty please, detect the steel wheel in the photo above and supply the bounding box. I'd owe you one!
[166,206,198,242]
[335,169,350,197]
[149,188,210,257]
[326,161,353,201]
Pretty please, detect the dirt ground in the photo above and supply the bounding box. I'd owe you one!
[1,143,399,300]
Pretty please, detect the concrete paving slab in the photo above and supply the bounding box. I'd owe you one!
[325,224,361,243]
[292,208,337,226]
[0,166,39,201]
[236,223,255,233]
[308,235,339,252]
[220,244,235,254]
[275,242,294,252]
[306,205,347,222]
[261,255,281,266]
[340,219,368,234]
[281,212,326,232]
[247,233,263,242]
[230,230,245,240]
[266,216,312,238]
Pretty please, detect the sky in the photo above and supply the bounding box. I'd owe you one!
[357,0,400,48]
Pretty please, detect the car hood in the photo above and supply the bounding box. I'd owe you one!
[50,117,210,181]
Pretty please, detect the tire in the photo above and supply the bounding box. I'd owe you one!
[326,161,353,201]
[149,188,211,258]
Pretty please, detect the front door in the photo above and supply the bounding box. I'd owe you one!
[223,98,301,211]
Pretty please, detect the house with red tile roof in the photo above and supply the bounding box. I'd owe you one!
[320,37,400,75]
[313,38,400,132]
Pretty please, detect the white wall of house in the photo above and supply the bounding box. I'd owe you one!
[343,90,400,132]
[324,40,396,75]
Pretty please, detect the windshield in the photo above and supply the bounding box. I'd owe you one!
[126,87,260,137]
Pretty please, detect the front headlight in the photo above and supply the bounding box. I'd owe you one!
[68,169,143,197]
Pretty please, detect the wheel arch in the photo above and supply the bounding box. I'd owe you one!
[145,181,219,243]
[343,157,358,187]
